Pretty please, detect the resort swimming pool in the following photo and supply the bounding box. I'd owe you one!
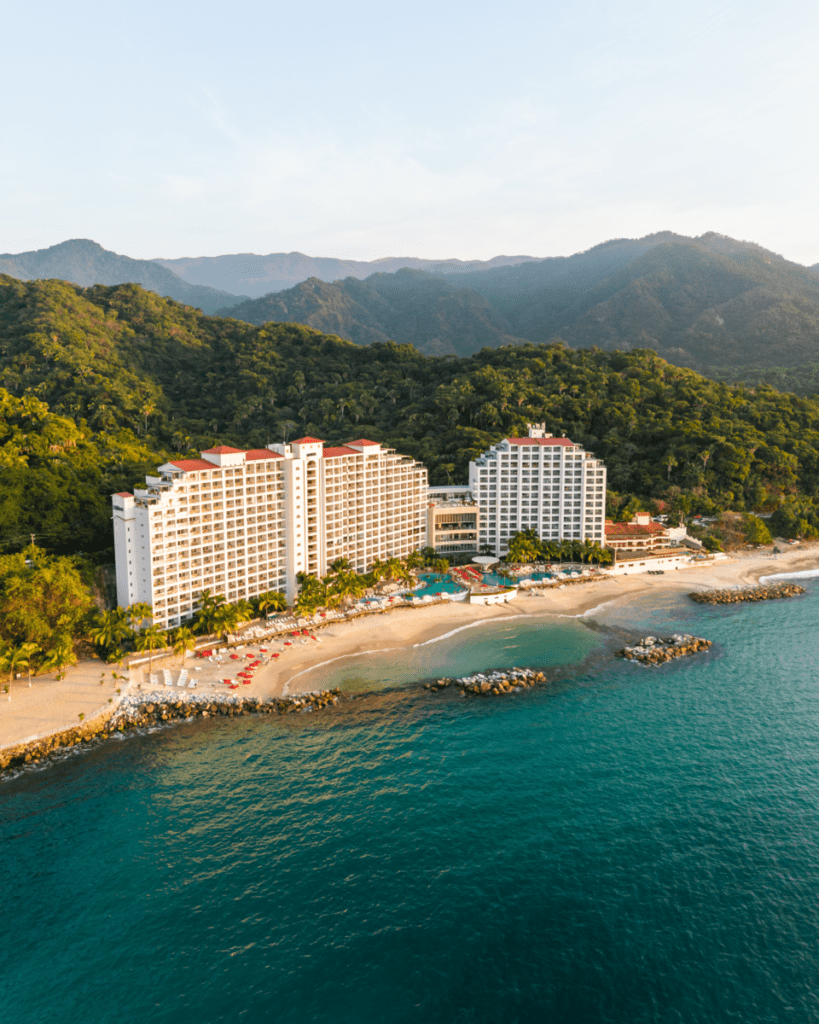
[476,570,557,587]
[413,573,465,596]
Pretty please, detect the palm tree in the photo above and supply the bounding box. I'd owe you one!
[368,558,388,583]
[405,550,425,570]
[254,591,286,619]
[135,625,167,673]
[90,608,129,651]
[213,604,241,638]
[384,557,403,581]
[235,599,254,625]
[172,626,196,665]
[0,643,33,700]
[126,602,153,632]
[194,590,226,635]
[333,570,365,608]
[20,642,39,686]
[329,557,351,577]
[40,636,76,680]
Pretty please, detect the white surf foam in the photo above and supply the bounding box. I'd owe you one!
[758,569,819,584]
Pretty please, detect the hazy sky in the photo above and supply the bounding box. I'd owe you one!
[4,0,818,263]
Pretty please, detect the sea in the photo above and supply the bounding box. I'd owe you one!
[4,576,819,1023]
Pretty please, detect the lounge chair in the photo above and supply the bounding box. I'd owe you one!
[163,669,173,686]
[150,673,159,688]
[177,669,188,687]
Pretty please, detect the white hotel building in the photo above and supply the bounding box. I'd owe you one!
[468,424,607,556]
[113,438,427,629]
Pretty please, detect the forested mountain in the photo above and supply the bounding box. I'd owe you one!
[5,274,819,558]
[218,232,819,375]
[155,251,538,297]
[0,239,246,314]
[216,271,526,356]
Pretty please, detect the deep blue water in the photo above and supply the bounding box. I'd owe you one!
[4,583,819,1023]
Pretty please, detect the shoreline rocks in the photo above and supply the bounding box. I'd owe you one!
[617,633,711,665]
[690,583,805,604]
[0,688,343,775]
[425,667,547,696]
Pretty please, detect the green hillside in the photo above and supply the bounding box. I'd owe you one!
[218,233,819,377]
[217,270,525,356]
[4,274,819,557]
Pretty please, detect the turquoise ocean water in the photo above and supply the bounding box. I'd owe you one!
[4,581,819,1023]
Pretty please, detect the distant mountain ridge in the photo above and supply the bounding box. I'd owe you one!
[153,251,539,297]
[0,239,246,314]
[217,232,819,370]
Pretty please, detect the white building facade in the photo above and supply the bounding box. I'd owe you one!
[113,438,427,629]
[468,424,607,556]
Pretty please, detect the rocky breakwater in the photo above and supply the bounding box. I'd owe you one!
[425,667,546,697]
[690,582,805,604]
[0,690,343,774]
[617,633,712,665]
[109,690,343,730]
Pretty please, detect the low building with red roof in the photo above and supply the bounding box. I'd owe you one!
[605,513,670,554]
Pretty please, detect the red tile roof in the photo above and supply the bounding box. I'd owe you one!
[245,449,283,461]
[201,445,243,454]
[114,492,132,498]
[291,436,324,444]
[345,438,380,447]
[508,437,574,446]
[605,521,667,537]
[169,459,216,472]
[323,446,361,458]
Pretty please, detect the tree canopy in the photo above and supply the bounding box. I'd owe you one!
[6,274,819,554]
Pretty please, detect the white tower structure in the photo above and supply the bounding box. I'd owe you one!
[468,424,607,556]
[113,438,427,629]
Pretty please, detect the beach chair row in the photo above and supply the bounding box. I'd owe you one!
[149,669,198,689]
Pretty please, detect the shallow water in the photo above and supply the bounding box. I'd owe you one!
[4,586,819,1022]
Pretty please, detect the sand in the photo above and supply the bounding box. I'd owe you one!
[2,545,817,755]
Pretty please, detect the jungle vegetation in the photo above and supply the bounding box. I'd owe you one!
[5,274,819,561]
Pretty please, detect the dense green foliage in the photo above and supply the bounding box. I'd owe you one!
[505,532,612,566]
[6,274,819,556]
[0,547,95,686]
[217,271,523,357]
[219,233,819,372]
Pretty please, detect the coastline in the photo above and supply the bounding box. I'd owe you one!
[3,544,819,770]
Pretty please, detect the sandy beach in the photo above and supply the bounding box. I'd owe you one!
[3,544,818,757]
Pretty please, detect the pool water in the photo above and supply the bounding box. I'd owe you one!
[414,573,466,596]
[478,570,558,587]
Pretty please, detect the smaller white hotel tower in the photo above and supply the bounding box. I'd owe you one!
[468,424,607,556]
[113,439,427,629]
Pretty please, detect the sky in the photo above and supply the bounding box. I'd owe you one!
[3,0,819,264]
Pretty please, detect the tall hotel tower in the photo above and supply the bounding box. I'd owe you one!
[113,438,427,629]
[468,424,607,556]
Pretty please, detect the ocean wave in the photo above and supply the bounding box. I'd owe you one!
[759,569,819,584]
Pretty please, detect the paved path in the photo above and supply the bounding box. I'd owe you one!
[0,659,127,750]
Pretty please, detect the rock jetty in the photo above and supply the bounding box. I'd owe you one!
[0,689,342,774]
[617,633,711,665]
[690,583,805,604]
[425,668,546,696]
